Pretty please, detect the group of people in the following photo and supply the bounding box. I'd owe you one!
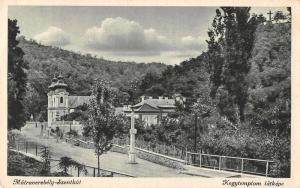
[36,121,64,140]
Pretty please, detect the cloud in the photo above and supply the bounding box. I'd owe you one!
[84,17,172,54]
[34,26,70,46]
[180,35,207,50]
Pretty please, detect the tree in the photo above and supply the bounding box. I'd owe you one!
[206,8,225,99]
[286,7,291,22]
[207,8,259,124]
[57,156,87,176]
[23,83,40,119]
[83,79,125,176]
[8,19,28,130]
[257,14,267,24]
[273,11,287,23]
[139,72,161,94]
[39,146,51,176]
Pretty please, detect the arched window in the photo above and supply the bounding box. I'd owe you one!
[60,97,63,104]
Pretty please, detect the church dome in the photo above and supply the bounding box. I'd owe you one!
[49,74,67,90]
[52,77,58,83]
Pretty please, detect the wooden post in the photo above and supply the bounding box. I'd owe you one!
[36,144,38,156]
[25,142,28,153]
[78,167,80,177]
[219,156,222,170]
[265,161,269,177]
[93,168,96,177]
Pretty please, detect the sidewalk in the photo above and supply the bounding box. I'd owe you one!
[181,165,261,178]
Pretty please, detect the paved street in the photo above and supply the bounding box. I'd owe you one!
[20,123,190,177]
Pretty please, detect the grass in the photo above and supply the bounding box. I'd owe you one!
[7,150,43,176]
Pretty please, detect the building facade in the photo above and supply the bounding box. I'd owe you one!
[122,95,185,126]
[47,74,91,127]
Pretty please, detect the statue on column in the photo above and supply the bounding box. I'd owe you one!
[129,108,137,164]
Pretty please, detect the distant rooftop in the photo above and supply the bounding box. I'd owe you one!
[133,98,176,109]
[69,96,91,109]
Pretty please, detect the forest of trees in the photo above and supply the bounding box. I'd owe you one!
[8,7,291,177]
[17,37,167,120]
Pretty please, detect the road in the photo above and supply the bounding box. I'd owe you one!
[20,123,190,177]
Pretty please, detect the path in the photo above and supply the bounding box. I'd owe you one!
[20,124,190,177]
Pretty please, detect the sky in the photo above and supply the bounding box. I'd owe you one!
[8,6,288,65]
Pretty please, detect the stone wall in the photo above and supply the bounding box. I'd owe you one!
[65,138,94,149]
[135,147,186,170]
[111,144,186,170]
[111,144,128,154]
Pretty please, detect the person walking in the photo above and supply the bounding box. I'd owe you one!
[41,122,44,136]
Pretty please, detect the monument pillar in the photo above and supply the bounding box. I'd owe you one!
[129,109,137,164]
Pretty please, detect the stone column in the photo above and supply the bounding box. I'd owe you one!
[66,95,68,108]
[56,96,59,107]
[129,109,137,164]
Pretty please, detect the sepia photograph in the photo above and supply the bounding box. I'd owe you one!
[5,4,292,181]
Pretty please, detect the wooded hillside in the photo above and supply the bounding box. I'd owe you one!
[19,38,167,119]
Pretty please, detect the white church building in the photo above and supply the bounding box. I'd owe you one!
[47,74,91,128]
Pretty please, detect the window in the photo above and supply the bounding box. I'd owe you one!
[60,97,63,104]
[142,115,158,126]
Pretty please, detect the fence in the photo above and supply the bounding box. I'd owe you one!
[112,138,274,177]
[186,152,274,177]
[49,159,135,177]
[112,137,187,160]
[8,138,135,177]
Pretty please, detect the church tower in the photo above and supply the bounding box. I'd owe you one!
[47,73,69,127]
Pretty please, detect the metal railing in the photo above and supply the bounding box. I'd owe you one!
[9,138,135,177]
[112,137,187,160]
[185,151,274,177]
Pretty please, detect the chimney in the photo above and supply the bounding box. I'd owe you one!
[149,96,153,99]
[159,96,163,100]
[164,96,168,100]
[141,96,145,102]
